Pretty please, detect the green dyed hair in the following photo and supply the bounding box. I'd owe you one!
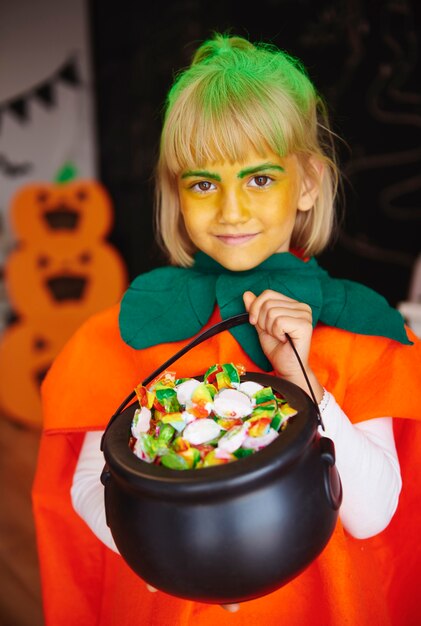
[155,33,339,266]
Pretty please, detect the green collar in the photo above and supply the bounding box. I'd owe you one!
[119,251,411,371]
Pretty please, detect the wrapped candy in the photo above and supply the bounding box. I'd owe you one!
[130,363,297,470]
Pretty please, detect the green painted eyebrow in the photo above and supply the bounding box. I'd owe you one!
[237,163,285,179]
[181,163,285,182]
[181,170,222,182]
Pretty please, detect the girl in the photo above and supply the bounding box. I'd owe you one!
[33,33,421,626]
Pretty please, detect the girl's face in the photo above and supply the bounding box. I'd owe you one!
[177,146,318,271]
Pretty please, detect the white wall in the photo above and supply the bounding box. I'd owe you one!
[0,0,97,327]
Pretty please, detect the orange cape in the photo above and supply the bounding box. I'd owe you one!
[33,304,421,626]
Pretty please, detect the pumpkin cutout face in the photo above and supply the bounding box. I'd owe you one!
[0,319,85,427]
[10,181,114,242]
[6,237,127,319]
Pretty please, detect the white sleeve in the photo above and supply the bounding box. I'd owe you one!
[71,431,119,553]
[72,396,403,550]
[318,391,402,539]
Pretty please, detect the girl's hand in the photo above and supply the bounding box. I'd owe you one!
[220,603,240,612]
[243,290,323,402]
[146,585,240,613]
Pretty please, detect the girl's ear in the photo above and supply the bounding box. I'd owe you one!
[297,157,324,212]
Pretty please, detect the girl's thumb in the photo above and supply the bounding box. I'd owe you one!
[243,290,256,311]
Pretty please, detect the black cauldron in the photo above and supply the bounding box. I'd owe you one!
[101,315,342,604]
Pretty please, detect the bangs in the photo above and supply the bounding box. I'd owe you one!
[160,92,297,175]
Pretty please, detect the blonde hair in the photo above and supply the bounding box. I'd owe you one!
[155,33,340,266]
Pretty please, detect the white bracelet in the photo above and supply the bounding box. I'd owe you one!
[318,387,331,414]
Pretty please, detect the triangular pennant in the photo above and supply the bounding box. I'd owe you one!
[35,81,56,108]
[9,98,29,122]
[58,58,81,87]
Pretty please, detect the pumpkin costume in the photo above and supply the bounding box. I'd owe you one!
[33,261,421,626]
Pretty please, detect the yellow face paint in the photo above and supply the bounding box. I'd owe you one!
[177,146,313,271]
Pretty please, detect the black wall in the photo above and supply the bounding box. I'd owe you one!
[89,0,421,306]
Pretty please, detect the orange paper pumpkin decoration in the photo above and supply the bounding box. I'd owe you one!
[1,176,128,427]
[10,180,114,242]
[5,237,127,319]
[0,319,86,427]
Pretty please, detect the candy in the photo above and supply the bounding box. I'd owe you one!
[131,406,152,438]
[176,378,201,404]
[202,449,235,467]
[204,363,242,388]
[213,389,253,419]
[279,403,298,419]
[215,416,244,430]
[254,387,277,405]
[188,383,215,417]
[130,363,297,470]
[246,417,271,438]
[181,410,196,425]
[157,423,175,447]
[242,428,279,450]
[134,433,157,463]
[161,450,189,470]
[134,385,155,409]
[183,419,221,445]
[238,380,264,397]
[217,424,248,453]
[233,448,254,459]
[178,447,201,469]
[191,383,217,405]
[160,412,184,425]
[270,414,283,431]
[155,386,180,413]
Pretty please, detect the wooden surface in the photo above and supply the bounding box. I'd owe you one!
[0,416,44,626]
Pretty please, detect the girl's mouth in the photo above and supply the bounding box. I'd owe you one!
[215,234,258,246]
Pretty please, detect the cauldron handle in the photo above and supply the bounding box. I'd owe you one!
[320,437,342,510]
[101,313,323,450]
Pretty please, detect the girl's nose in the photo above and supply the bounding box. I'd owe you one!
[218,190,250,224]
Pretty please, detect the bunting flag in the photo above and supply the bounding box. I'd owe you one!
[0,56,82,129]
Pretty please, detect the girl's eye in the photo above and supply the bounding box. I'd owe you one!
[249,175,273,188]
[191,180,216,193]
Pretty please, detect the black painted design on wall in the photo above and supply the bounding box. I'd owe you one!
[89,0,420,306]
